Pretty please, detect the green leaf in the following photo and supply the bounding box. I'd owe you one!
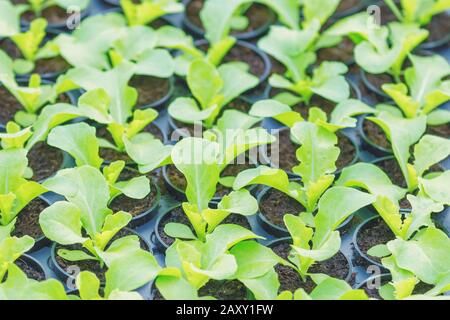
[156,275,201,300]
[11,18,47,61]
[420,171,450,205]
[48,123,103,169]
[249,99,304,128]
[39,201,87,245]
[43,166,111,237]
[164,223,197,240]
[76,271,102,300]
[0,1,25,36]
[240,269,280,300]
[413,135,450,177]
[310,276,369,300]
[171,138,220,211]
[367,244,391,258]
[230,241,284,279]
[187,60,224,110]
[57,249,97,262]
[217,190,258,216]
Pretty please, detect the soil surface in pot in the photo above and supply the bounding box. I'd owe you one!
[376,158,406,188]
[27,142,64,182]
[12,0,79,25]
[0,38,70,75]
[186,0,272,35]
[317,38,355,65]
[198,43,265,78]
[153,279,248,300]
[260,189,305,228]
[425,13,450,43]
[356,218,395,265]
[15,259,46,281]
[158,206,251,247]
[130,75,171,107]
[166,162,254,198]
[55,229,149,282]
[11,198,48,241]
[0,86,70,126]
[336,134,357,170]
[109,168,158,218]
[266,129,297,173]
[363,119,391,150]
[273,241,350,294]
[427,123,450,139]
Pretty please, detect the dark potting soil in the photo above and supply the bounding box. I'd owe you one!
[363,119,391,150]
[0,38,70,75]
[198,43,265,78]
[144,123,165,142]
[317,38,355,65]
[55,229,149,282]
[376,158,406,188]
[359,73,393,103]
[15,259,46,281]
[426,13,450,43]
[149,18,170,29]
[273,241,350,294]
[11,198,48,240]
[336,0,362,13]
[109,168,158,217]
[0,85,70,126]
[267,129,298,173]
[129,75,170,107]
[270,58,286,76]
[27,142,64,182]
[427,123,450,139]
[336,134,357,170]
[166,163,254,198]
[260,189,305,228]
[357,218,395,264]
[12,0,73,25]
[186,0,273,35]
[199,280,248,300]
[158,206,251,247]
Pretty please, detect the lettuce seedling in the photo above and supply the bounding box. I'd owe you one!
[107,25,175,78]
[258,24,351,106]
[277,275,369,300]
[383,0,450,26]
[155,224,261,300]
[168,59,258,128]
[164,137,259,241]
[381,54,450,126]
[120,0,183,26]
[0,236,35,279]
[326,15,428,81]
[282,187,374,280]
[0,149,46,239]
[0,50,74,126]
[39,166,148,268]
[366,110,449,191]
[46,122,152,203]
[233,119,343,214]
[368,226,450,300]
[0,122,33,150]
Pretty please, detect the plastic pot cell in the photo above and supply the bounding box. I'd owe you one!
[353,215,395,270]
[267,238,353,294]
[13,254,48,281]
[133,76,175,111]
[49,228,152,285]
[183,0,276,41]
[358,114,393,157]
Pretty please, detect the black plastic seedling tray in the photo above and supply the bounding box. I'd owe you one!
[25,0,450,300]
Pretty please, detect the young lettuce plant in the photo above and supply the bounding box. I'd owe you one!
[155,224,261,300]
[282,187,374,281]
[366,110,449,191]
[46,122,152,203]
[325,15,428,82]
[381,54,450,127]
[164,137,260,241]
[0,51,74,126]
[337,135,450,239]
[39,166,148,268]
[168,59,258,128]
[367,226,450,300]
[383,0,450,26]
[258,24,351,107]
[0,148,46,239]
[10,0,89,20]
[0,236,35,280]
[120,0,184,26]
